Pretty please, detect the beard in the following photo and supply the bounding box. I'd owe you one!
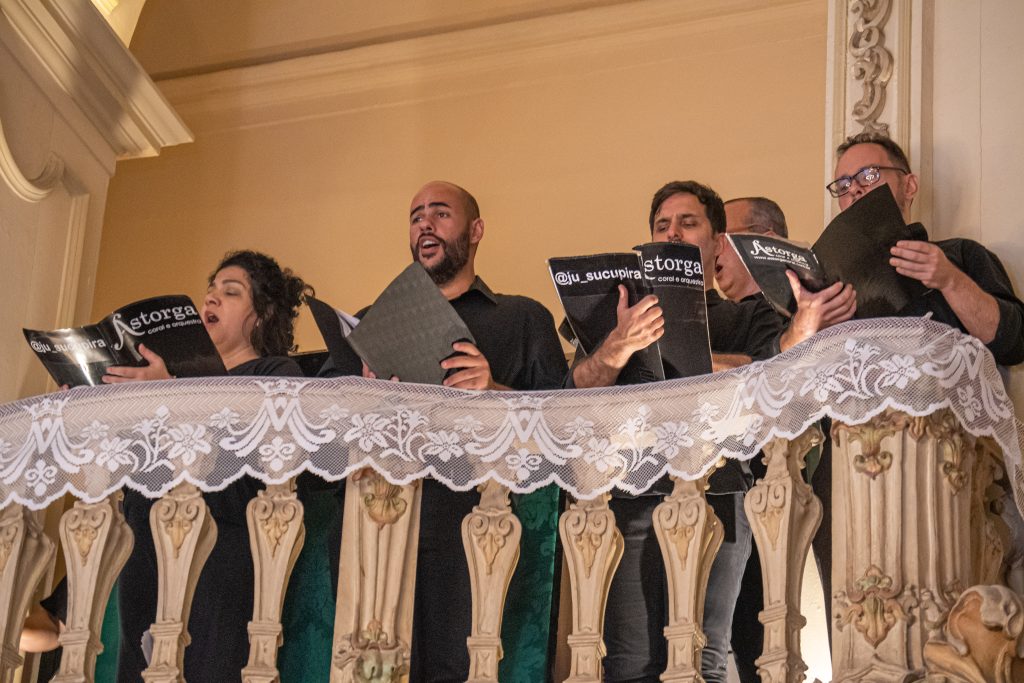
[412,229,471,286]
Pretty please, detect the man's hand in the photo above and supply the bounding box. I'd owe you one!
[102,344,173,384]
[362,362,398,381]
[441,342,508,390]
[780,271,857,351]
[712,353,753,372]
[572,285,664,388]
[890,240,959,291]
[891,240,1000,344]
[600,286,664,369]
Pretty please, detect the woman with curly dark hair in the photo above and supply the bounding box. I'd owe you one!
[26,250,313,683]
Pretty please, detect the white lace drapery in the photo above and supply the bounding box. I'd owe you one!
[1,318,1022,511]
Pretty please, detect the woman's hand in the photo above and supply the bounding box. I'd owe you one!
[102,344,173,384]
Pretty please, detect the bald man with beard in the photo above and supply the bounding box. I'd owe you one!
[322,181,567,682]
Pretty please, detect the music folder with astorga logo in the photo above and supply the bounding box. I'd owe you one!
[24,295,225,387]
[548,241,712,384]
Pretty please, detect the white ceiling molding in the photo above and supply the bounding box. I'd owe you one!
[0,0,191,160]
[0,112,63,202]
[155,0,819,133]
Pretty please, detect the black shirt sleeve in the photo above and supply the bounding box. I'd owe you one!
[513,300,569,391]
[944,239,1024,366]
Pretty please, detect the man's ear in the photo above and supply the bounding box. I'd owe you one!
[903,172,919,205]
[470,217,485,245]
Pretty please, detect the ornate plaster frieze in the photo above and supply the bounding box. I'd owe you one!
[849,0,894,136]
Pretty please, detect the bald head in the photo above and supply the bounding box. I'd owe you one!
[410,181,480,222]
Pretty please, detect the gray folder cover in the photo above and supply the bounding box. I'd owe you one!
[346,263,475,385]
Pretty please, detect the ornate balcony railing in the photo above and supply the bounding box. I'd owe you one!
[0,318,1021,682]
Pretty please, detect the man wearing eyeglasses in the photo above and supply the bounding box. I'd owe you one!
[827,133,1024,366]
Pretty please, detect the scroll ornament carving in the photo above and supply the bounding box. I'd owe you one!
[361,474,408,527]
[923,584,1024,683]
[564,508,612,579]
[832,410,910,478]
[251,489,300,558]
[654,490,712,570]
[746,480,788,551]
[465,510,515,576]
[64,504,110,564]
[849,0,894,136]
[156,496,202,559]
[911,410,969,494]
[835,564,919,648]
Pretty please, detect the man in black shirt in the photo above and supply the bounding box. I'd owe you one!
[570,181,790,682]
[719,195,791,682]
[825,133,1024,366]
[324,181,567,682]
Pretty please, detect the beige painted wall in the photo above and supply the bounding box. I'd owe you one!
[930,0,1024,410]
[93,0,828,357]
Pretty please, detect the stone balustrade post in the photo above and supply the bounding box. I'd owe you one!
[243,479,305,683]
[461,480,522,682]
[142,483,217,683]
[559,492,623,683]
[331,473,421,683]
[54,492,133,683]
[0,504,56,683]
[653,474,723,683]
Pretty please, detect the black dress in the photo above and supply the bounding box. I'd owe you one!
[117,356,302,682]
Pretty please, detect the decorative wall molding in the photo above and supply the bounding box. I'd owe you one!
[823,0,928,223]
[0,113,63,202]
[154,0,821,133]
[0,0,191,161]
[848,0,893,136]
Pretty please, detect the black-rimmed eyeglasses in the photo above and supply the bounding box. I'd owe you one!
[826,165,908,198]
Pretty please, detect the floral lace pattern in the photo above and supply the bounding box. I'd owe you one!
[1,319,1022,509]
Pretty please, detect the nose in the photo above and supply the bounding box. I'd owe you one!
[203,290,218,308]
[848,181,867,202]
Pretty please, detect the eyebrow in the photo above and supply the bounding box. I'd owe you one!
[656,212,700,222]
[409,201,453,217]
[211,278,248,288]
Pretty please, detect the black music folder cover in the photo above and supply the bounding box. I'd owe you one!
[548,241,711,384]
[24,295,226,387]
[727,184,927,318]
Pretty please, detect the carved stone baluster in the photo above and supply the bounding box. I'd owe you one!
[242,480,305,683]
[745,426,823,683]
[0,504,56,683]
[331,473,421,683]
[143,483,218,683]
[461,480,521,682]
[652,474,723,683]
[558,493,623,683]
[54,493,134,683]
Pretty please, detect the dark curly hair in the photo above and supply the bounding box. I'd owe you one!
[209,250,313,357]
[649,180,726,236]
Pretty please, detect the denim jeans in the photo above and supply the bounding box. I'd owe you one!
[701,492,753,683]
[601,491,752,683]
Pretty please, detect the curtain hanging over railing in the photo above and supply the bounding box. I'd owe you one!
[1,318,1021,509]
